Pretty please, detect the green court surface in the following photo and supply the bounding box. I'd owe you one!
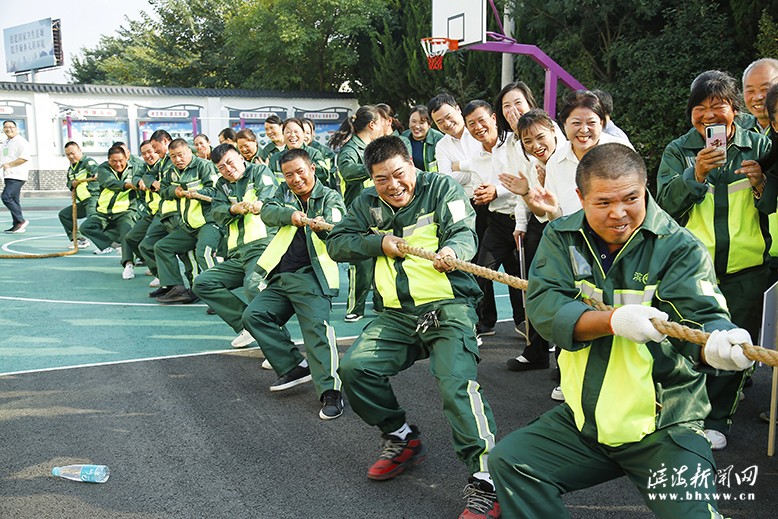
[0,196,513,375]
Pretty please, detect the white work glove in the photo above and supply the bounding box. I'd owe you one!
[609,305,669,344]
[703,329,755,371]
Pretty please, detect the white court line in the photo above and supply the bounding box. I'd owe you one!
[0,337,361,378]
[0,294,187,307]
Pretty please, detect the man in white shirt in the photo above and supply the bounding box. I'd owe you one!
[428,94,489,244]
[463,100,525,338]
[1,120,31,233]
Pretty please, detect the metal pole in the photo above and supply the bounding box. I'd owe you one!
[501,3,515,87]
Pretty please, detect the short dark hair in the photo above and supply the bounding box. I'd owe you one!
[218,127,236,141]
[279,147,312,168]
[150,129,172,143]
[767,83,778,126]
[558,90,607,127]
[235,128,257,142]
[302,117,315,132]
[427,93,458,116]
[64,141,80,149]
[591,89,614,116]
[687,70,741,120]
[139,139,153,149]
[107,145,125,157]
[283,117,305,132]
[2,120,17,127]
[364,135,411,174]
[194,133,210,143]
[211,143,239,164]
[168,138,189,151]
[265,115,283,126]
[576,143,647,197]
[462,100,493,121]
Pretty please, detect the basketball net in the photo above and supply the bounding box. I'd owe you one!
[420,37,458,70]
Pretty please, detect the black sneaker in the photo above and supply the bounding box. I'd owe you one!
[506,355,549,372]
[367,425,427,480]
[269,364,312,392]
[319,389,344,420]
[156,285,198,304]
[149,286,172,298]
[460,477,501,519]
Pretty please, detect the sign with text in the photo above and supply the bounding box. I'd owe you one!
[4,18,57,73]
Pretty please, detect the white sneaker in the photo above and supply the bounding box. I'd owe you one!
[550,386,565,402]
[93,246,114,255]
[77,238,91,248]
[122,263,135,280]
[261,359,272,370]
[704,429,727,450]
[149,277,161,288]
[231,329,256,348]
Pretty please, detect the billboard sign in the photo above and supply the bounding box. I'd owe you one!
[4,18,58,74]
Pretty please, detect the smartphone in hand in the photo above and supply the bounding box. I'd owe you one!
[705,124,727,153]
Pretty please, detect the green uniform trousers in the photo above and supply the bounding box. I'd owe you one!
[122,212,153,266]
[705,266,766,434]
[242,266,340,398]
[192,248,264,332]
[80,211,136,264]
[490,405,723,519]
[140,215,195,284]
[347,259,373,316]
[154,222,222,287]
[58,198,96,240]
[339,303,496,475]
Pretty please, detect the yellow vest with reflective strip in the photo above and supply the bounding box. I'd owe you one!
[256,225,339,292]
[226,184,268,250]
[685,178,765,274]
[373,212,455,309]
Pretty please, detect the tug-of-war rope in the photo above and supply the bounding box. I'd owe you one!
[298,216,778,368]
[0,178,97,259]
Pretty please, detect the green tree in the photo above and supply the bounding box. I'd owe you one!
[756,10,778,59]
[69,0,238,87]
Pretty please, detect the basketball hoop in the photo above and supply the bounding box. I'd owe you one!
[421,37,459,70]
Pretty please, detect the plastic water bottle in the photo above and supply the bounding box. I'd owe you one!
[51,464,110,483]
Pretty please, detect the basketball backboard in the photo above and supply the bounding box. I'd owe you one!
[431,0,486,48]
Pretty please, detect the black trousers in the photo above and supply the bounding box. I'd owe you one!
[518,216,551,364]
[475,211,524,329]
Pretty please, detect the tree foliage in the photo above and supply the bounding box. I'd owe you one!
[756,10,778,59]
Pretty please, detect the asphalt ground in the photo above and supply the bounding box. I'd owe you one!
[1,198,777,518]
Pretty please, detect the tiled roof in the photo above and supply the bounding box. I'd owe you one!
[0,81,354,99]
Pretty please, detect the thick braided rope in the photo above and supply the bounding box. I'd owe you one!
[0,178,98,259]
[301,217,778,366]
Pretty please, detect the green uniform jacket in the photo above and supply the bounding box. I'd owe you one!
[210,162,280,258]
[259,142,282,161]
[336,134,372,208]
[656,126,776,276]
[255,180,345,297]
[527,197,735,447]
[327,171,481,314]
[94,161,138,216]
[132,159,162,215]
[401,128,444,172]
[146,155,178,217]
[309,140,340,191]
[267,144,329,185]
[67,156,100,202]
[160,156,218,230]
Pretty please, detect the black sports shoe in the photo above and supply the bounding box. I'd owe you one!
[319,389,344,420]
[506,354,548,372]
[459,477,501,519]
[149,286,172,298]
[156,285,198,304]
[476,324,495,337]
[269,364,312,391]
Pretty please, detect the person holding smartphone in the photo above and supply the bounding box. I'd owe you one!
[656,70,777,451]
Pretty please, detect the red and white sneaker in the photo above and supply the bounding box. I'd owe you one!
[460,477,501,518]
[367,425,427,480]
